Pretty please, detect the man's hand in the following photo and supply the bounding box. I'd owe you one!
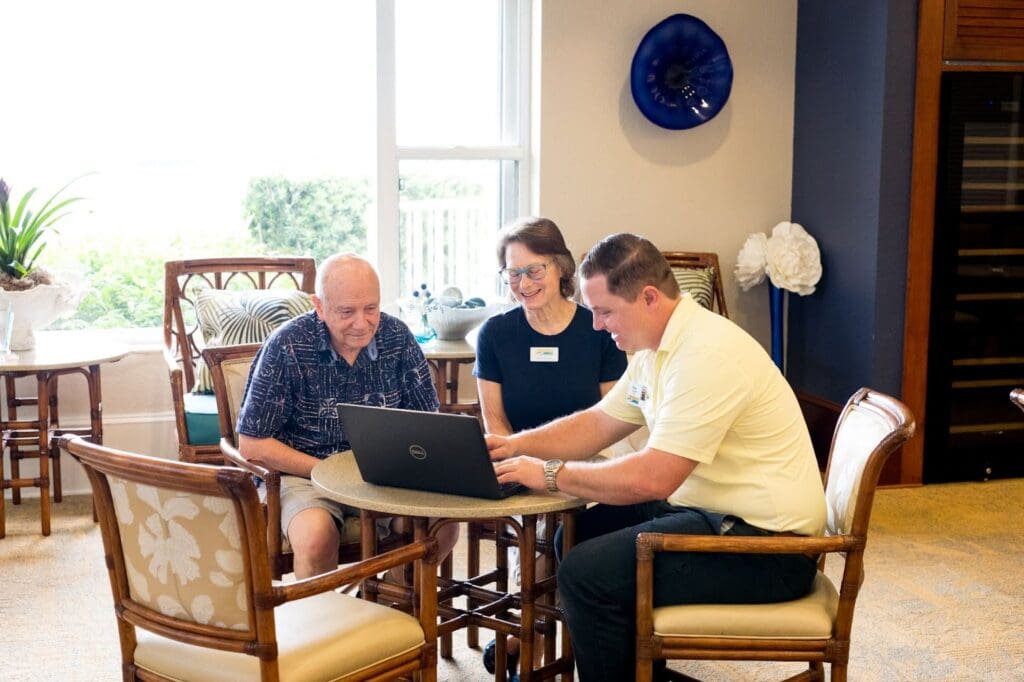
[486,433,519,461]
[493,455,547,491]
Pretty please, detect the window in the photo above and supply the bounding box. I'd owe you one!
[1,1,529,329]
[386,0,531,304]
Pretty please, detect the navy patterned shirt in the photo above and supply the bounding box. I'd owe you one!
[236,311,439,459]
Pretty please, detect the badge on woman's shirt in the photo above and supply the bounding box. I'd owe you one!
[530,346,559,362]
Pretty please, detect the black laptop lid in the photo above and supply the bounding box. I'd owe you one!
[337,404,508,499]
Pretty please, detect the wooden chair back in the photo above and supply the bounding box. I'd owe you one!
[203,343,262,448]
[163,257,316,464]
[64,435,283,679]
[661,251,728,317]
[62,434,438,682]
[634,388,914,681]
[820,389,914,645]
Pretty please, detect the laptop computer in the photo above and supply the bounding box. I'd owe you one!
[336,404,527,499]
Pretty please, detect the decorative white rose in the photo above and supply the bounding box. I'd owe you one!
[764,222,822,296]
[735,232,769,291]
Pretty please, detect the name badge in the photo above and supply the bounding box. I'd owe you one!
[530,346,559,362]
[626,381,650,407]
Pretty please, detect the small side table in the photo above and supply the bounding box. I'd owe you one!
[421,337,479,418]
[0,333,129,537]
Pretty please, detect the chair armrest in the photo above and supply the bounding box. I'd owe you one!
[220,438,272,480]
[220,437,285,560]
[162,345,181,375]
[271,536,439,605]
[636,532,858,558]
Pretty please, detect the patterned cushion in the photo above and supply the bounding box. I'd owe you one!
[108,475,249,629]
[191,289,313,394]
[671,266,715,310]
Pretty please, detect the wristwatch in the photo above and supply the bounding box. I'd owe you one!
[544,459,566,493]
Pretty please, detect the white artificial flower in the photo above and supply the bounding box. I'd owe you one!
[735,232,769,291]
[764,222,822,296]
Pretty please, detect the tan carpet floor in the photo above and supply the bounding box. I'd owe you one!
[1,479,1022,681]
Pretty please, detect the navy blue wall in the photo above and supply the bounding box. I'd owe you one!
[787,1,916,403]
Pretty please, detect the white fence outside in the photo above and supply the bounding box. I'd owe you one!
[399,197,500,299]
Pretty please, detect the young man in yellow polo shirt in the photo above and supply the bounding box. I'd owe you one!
[488,233,826,682]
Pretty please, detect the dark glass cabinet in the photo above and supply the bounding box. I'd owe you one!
[926,72,1024,482]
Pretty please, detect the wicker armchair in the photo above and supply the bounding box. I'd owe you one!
[163,257,316,464]
[61,434,438,682]
[634,388,915,681]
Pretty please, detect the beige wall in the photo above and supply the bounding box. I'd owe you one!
[534,0,797,339]
[8,2,799,498]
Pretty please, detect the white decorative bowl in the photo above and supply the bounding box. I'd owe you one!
[426,305,492,340]
[0,282,82,350]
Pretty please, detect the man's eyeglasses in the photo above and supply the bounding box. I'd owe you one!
[499,262,548,285]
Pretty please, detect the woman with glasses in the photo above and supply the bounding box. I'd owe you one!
[473,217,627,678]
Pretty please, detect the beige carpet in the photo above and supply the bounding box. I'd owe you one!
[1,480,1023,681]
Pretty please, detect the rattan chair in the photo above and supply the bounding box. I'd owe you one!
[661,251,728,317]
[164,257,316,465]
[635,388,915,682]
[61,434,438,682]
[202,344,413,582]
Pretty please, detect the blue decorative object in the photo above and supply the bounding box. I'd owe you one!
[769,284,784,371]
[630,14,734,130]
[412,313,436,344]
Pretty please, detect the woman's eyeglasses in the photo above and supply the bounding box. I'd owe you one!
[499,262,548,285]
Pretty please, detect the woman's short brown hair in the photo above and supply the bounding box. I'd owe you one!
[496,217,577,298]
[579,233,679,301]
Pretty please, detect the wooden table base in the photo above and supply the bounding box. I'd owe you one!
[361,513,577,682]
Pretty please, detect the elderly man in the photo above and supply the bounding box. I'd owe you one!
[488,233,826,682]
[237,253,450,578]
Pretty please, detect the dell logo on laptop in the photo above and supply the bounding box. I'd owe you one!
[409,444,428,460]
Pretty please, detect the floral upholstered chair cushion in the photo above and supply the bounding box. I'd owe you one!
[108,475,249,629]
[191,288,313,394]
[671,266,715,310]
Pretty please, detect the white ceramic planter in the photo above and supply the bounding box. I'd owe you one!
[0,282,81,350]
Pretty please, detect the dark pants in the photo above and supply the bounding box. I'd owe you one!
[554,502,818,682]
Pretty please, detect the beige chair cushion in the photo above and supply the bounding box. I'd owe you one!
[652,572,838,640]
[826,407,892,536]
[220,356,256,431]
[134,590,425,682]
[109,476,249,629]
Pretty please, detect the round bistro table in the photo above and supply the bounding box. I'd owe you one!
[313,451,586,681]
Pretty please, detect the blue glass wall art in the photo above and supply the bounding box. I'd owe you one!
[630,14,733,131]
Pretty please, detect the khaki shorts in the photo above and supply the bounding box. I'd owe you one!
[261,475,391,550]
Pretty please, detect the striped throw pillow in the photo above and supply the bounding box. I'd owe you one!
[191,288,313,394]
[672,266,715,310]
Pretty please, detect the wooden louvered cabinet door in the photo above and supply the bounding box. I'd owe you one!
[944,0,1024,61]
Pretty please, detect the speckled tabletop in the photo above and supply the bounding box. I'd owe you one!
[312,450,588,518]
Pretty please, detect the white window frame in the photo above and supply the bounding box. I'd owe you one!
[373,0,532,304]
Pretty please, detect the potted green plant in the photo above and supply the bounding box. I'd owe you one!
[0,178,84,349]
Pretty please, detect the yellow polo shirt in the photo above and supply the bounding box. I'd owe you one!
[599,295,826,536]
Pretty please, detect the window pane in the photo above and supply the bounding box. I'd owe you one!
[398,160,513,302]
[396,0,504,146]
[2,2,375,329]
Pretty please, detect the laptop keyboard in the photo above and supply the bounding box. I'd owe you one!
[498,482,527,497]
